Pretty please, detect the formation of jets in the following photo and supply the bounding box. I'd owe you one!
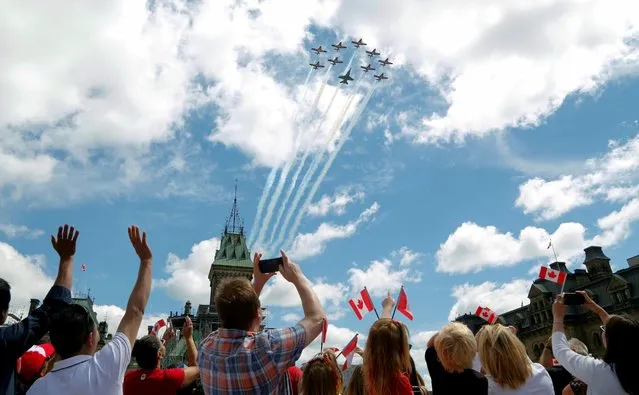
[308,38,392,84]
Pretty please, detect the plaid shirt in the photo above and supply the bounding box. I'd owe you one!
[198,324,306,395]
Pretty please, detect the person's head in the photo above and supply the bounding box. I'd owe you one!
[363,319,411,395]
[0,278,10,324]
[568,337,588,356]
[214,277,261,331]
[343,365,364,395]
[16,343,56,385]
[602,315,639,394]
[476,324,532,390]
[434,322,477,373]
[300,351,343,395]
[49,304,100,359]
[132,335,165,369]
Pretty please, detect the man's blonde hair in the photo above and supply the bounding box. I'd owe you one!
[477,324,532,390]
[434,322,477,373]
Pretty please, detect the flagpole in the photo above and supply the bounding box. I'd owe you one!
[549,240,566,294]
[365,287,380,319]
[391,286,401,320]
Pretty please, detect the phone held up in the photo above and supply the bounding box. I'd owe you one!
[259,257,283,273]
[563,292,586,305]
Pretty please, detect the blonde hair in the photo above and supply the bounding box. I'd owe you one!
[363,319,411,395]
[434,322,477,373]
[301,351,343,395]
[477,324,532,390]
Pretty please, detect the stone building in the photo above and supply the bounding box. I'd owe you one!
[456,246,639,360]
[163,186,268,367]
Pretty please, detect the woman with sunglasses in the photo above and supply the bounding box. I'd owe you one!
[299,350,343,395]
[552,291,639,395]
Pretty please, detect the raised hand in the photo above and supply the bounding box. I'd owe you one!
[253,252,276,286]
[183,316,193,339]
[381,291,395,310]
[278,250,303,285]
[128,226,152,261]
[51,224,79,259]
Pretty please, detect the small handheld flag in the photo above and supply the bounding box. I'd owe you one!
[394,286,413,321]
[337,334,358,371]
[320,318,328,352]
[349,288,375,320]
[475,306,498,324]
[151,319,166,336]
[539,266,566,285]
[81,263,86,272]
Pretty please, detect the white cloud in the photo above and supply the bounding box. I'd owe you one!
[299,323,364,367]
[0,243,52,311]
[155,237,221,306]
[391,247,423,266]
[348,258,421,297]
[516,134,639,220]
[288,202,380,261]
[591,197,639,247]
[0,224,44,239]
[448,279,531,321]
[281,312,301,323]
[328,0,639,142]
[93,304,168,340]
[435,221,587,273]
[410,330,438,390]
[307,189,365,217]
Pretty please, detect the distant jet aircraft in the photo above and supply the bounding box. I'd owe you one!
[332,41,347,51]
[360,64,375,73]
[309,61,325,70]
[311,45,327,55]
[366,48,380,57]
[378,57,393,66]
[328,56,343,65]
[374,73,388,81]
[351,38,367,48]
[339,69,354,84]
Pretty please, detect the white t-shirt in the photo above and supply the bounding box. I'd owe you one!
[487,362,553,395]
[552,331,627,395]
[27,332,131,395]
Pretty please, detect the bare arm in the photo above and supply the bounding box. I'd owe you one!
[117,226,153,346]
[381,291,394,319]
[180,316,200,388]
[51,225,79,290]
[252,252,275,297]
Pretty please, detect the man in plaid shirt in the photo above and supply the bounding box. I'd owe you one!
[198,250,325,394]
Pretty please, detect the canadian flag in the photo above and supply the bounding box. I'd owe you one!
[539,266,567,285]
[321,318,328,345]
[341,334,358,371]
[475,306,498,324]
[349,288,374,320]
[81,263,86,272]
[151,319,166,336]
[397,287,413,321]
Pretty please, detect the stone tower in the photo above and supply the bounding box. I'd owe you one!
[207,183,254,305]
[583,246,612,280]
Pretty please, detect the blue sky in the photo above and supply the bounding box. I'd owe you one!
[2,0,639,381]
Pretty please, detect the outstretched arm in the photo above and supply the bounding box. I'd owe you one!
[180,316,200,388]
[252,252,276,297]
[51,224,79,290]
[117,226,153,346]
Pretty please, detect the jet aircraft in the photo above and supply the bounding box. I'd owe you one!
[311,45,327,55]
[374,73,388,81]
[328,56,343,65]
[351,38,367,48]
[339,69,354,84]
[360,64,375,73]
[366,48,380,57]
[332,41,347,50]
[378,58,393,66]
[309,61,325,70]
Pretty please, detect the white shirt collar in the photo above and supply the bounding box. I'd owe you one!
[51,355,92,371]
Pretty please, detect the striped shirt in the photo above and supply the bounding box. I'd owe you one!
[198,325,305,395]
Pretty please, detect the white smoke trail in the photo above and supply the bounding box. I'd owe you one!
[254,66,333,248]
[266,86,341,248]
[247,167,278,246]
[272,88,359,249]
[284,85,378,248]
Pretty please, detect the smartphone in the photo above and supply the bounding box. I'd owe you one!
[259,257,283,273]
[563,293,585,305]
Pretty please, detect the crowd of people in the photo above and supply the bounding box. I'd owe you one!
[1,224,638,395]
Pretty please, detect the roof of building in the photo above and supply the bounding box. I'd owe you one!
[73,296,99,325]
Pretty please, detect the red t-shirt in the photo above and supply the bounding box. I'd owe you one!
[123,368,185,395]
[287,366,303,394]
[368,372,413,395]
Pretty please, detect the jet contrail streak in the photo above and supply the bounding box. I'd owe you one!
[254,65,333,249]
[273,88,359,249]
[267,86,341,249]
[247,167,277,247]
[285,86,377,248]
